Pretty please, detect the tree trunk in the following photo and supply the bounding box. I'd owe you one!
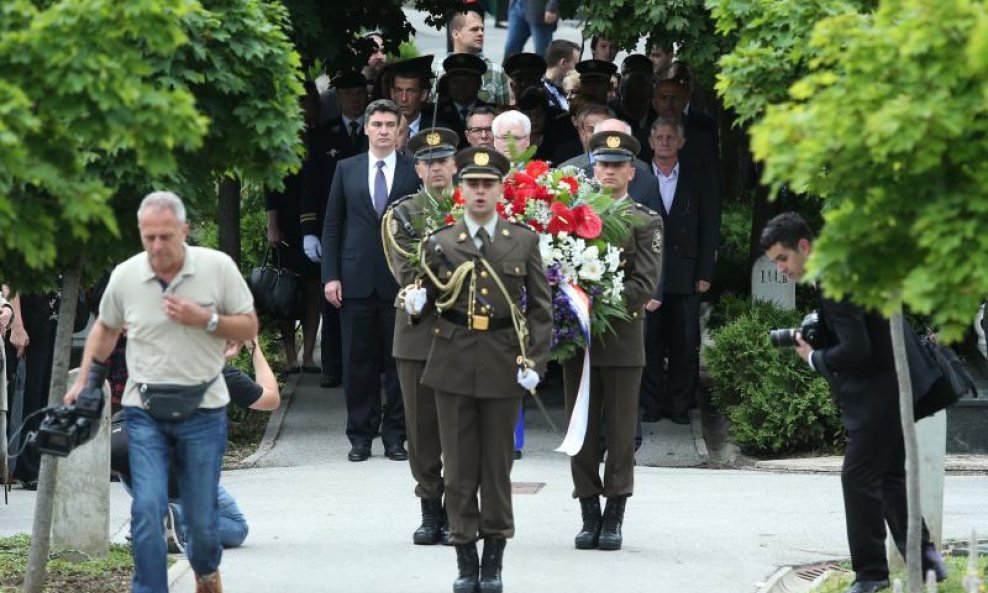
[22,258,84,593]
[217,177,242,267]
[889,304,922,592]
[748,164,774,267]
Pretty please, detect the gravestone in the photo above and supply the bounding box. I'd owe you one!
[52,369,111,559]
[751,254,795,310]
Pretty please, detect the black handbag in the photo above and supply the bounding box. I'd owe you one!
[138,376,218,422]
[913,335,973,420]
[249,248,300,319]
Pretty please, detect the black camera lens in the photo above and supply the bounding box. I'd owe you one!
[769,328,798,348]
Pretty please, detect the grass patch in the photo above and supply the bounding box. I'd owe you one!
[816,554,988,593]
[0,534,133,593]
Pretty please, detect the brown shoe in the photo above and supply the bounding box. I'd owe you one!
[195,571,223,593]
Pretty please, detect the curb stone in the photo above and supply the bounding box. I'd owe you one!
[236,371,300,469]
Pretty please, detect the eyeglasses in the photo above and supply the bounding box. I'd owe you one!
[466,126,493,135]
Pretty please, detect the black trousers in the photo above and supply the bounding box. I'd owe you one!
[842,420,932,581]
[640,293,700,418]
[339,296,404,446]
[320,299,342,380]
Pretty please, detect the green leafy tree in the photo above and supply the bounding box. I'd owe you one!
[748,1,988,589]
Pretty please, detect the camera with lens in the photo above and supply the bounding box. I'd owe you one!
[29,362,108,457]
[769,311,826,349]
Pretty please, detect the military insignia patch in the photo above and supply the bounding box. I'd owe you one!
[328,149,339,157]
[474,152,490,166]
[651,230,663,253]
[426,132,441,146]
[389,217,398,235]
[606,135,621,148]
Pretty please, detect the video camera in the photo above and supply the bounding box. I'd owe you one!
[29,362,108,457]
[769,311,826,349]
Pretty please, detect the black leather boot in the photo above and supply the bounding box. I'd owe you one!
[598,495,627,551]
[574,496,602,550]
[439,503,452,546]
[453,542,480,593]
[413,498,443,545]
[478,537,506,593]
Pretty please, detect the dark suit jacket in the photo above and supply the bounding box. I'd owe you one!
[321,152,421,300]
[811,295,941,431]
[434,99,491,148]
[650,162,719,296]
[300,118,367,237]
[642,108,721,204]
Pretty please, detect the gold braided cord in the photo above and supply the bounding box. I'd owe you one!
[416,238,476,311]
[477,257,531,368]
[380,207,411,279]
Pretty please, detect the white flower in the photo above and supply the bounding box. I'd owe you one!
[559,261,578,283]
[539,234,554,263]
[578,259,605,282]
[579,245,600,267]
[604,245,621,271]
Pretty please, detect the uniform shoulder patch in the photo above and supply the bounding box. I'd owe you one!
[651,228,663,253]
[634,203,659,217]
[509,219,535,232]
[389,194,416,209]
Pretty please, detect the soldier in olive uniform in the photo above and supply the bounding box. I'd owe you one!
[383,127,460,546]
[412,146,552,593]
[562,131,664,552]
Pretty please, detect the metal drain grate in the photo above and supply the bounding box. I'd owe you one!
[794,562,846,582]
[511,482,545,495]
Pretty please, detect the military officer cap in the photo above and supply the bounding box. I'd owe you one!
[588,131,641,163]
[391,55,436,79]
[443,53,488,76]
[408,127,459,161]
[575,59,618,81]
[621,54,653,76]
[455,146,510,180]
[503,52,547,78]
[332,70,368,90]
[655,61,693,88]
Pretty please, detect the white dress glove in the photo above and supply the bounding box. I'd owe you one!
[303,235,322,262]
[404,287,427,316]
[517,368,540,391]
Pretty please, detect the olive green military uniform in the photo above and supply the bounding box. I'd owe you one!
[386,191,444,501]
[563,201,663,497]
[563,131,664,501]
[420,214,552,544]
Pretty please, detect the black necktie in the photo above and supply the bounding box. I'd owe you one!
[349,121,359,139]
[476,227,491,255]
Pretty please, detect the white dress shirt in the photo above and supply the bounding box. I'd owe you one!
[368,151,397,206]
[464,215,498,251]
[653,161,680,214]
[342,115,364,138]
[408,114,422,136]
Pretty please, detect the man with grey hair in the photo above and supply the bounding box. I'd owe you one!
[492,110,532,158]
[65,191,258,593]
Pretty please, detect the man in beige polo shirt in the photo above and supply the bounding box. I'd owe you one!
[65,191,257,593]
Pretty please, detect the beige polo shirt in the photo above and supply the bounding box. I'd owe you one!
[99,245,255,409]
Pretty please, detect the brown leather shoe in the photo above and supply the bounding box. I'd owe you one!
[195,571,223,593]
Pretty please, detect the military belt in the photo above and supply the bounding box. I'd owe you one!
[441,310,512,331]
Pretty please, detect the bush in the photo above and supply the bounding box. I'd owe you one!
[705,299,843,456]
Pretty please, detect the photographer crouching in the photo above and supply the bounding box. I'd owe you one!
[760,213,947,593]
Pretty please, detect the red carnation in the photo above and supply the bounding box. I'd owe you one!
[534,185,551,202]
[548,201,575,235]
[560,176,579,195]
[525,160,550,179]
[452,188,465,205]
[527,219,545,232]
[571,204,603,239]
[511,171,537,188]
[444,213,456,225]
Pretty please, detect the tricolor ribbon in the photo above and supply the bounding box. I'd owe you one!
[555,282,592,456]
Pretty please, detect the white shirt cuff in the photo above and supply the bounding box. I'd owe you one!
[806,350,816,372]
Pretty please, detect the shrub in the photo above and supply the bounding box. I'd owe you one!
[705,299,843,455]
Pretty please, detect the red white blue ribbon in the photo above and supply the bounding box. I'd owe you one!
[555,282,592,456]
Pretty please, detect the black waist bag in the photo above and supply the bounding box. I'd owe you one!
[138,376,218,422]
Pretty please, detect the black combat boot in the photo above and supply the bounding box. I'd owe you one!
[453,542,480,593]
[574,496,602,550]
[439,502,452,546]
[598,495,628,551]
[478,537,506,593]
[413,498,443,545]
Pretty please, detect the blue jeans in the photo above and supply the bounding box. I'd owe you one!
[175,485,249,552]
[126,406,227,593]
[503,0,554,58]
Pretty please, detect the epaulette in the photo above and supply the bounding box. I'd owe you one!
[426,220,456,237]
[509,219,536,232]
[386,194,416,212]
[634,203,659,217]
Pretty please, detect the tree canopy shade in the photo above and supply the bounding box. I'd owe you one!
[749,0,988,341]
[0,0,304,291]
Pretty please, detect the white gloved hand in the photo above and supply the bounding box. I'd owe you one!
[516,368,540,391]
[404,287,427,316]
[303,235,322,262]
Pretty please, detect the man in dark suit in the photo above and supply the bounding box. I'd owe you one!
[760,212,948,593]
[640,117,719,425]
[436,53,494,147]
[322,99,423,462]
[301,71,369,388]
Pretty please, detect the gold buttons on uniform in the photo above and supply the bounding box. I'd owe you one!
[458,232,468,241]
[514,267,520,273]
[434,328,440,334]
[481,288,489,296]
[501,229,510,237]
[480,270,488,278]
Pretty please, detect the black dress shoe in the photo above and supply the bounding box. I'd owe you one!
[667,413,691,425]
[348,443,371,462]
[844,579,890,593]
[922,543,948,582]
[385,442,408,461]
[320,375,341,388]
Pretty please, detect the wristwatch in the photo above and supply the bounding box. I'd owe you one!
[205,312,219,334]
